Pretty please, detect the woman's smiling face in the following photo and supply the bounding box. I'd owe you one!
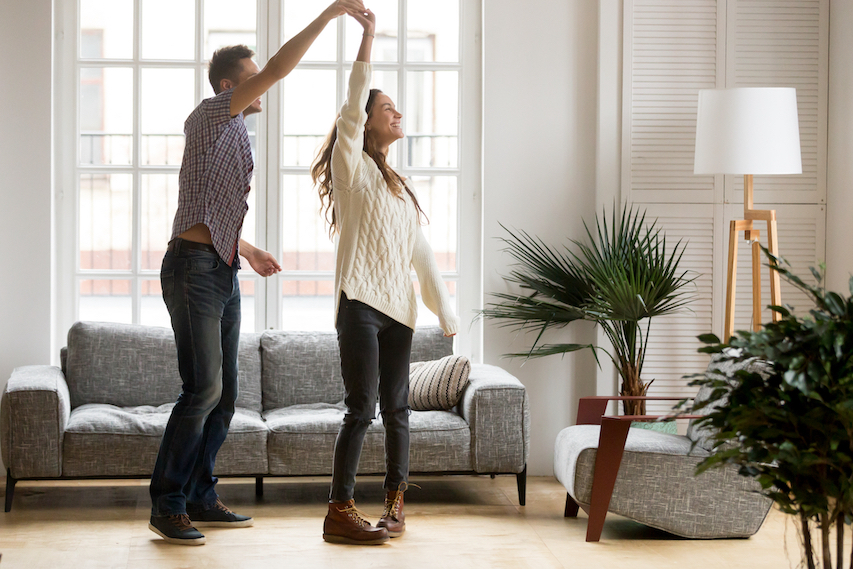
[366,92,404,150]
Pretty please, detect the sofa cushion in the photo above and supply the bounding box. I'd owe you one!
[409,355,471,411]
[410,326,455,363]
[554,425,703,498]
[261,332,345,410]
[62,403,267,477]
[685,353,771,452]
[260,327,454,411]
[64,321,262,411]
[264,403,471,475]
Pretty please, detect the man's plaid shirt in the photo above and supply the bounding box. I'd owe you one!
[171,89,253,267]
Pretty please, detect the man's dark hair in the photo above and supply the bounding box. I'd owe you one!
[209,45,256,94]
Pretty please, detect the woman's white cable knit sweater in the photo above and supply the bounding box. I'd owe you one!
[330,61,459,336]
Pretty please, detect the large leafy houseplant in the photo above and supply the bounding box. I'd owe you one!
[689,256,853,569]
[480,205,696,415]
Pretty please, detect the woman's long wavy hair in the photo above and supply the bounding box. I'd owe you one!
[311,88,426,236]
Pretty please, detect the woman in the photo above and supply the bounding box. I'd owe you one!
[311,8,459,546]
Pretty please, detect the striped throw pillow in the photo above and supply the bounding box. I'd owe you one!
[408,355,471,411]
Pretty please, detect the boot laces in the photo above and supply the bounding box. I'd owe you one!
[338,503,372,528]
[168,514,194,531]
[382,481,419,519]
[213,498,233,514]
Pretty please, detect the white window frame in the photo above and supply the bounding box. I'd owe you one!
[54,0,482,360]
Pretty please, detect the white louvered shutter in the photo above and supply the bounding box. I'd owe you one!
[624,0,723,205]
[726,0,828,205]
[621,0,828,408]
[639,204,719,414]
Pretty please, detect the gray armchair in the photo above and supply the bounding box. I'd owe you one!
[554,357,773,541]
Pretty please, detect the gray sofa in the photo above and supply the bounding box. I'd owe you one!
[2,321,530,512]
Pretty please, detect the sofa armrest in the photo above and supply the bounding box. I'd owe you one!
[1,365,71,478]
[457,364,529,473]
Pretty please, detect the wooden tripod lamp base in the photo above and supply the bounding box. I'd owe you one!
[723,174,782,341]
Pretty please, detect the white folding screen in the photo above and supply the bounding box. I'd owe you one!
[622,0,828,413]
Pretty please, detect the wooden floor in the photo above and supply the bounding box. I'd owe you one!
[0,475,803,568]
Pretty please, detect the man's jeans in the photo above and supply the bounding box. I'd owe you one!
[150,239,241,516]
[329,293,413,502]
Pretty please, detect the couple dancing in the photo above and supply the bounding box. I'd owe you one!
[148,1,459,547]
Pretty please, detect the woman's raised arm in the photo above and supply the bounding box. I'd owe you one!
[331,9,377,189]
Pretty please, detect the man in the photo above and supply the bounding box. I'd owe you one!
[149,0,365,546]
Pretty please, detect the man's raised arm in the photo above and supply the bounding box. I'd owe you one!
[230,0,365,117]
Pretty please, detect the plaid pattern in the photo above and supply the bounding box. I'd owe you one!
[171,89,253,267]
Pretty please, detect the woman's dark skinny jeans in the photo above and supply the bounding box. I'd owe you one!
[329,293,413,502]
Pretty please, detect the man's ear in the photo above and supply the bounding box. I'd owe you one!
[220,78,234,92]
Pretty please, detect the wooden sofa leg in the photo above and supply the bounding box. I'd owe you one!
[255,477,264,497]
[565,493,579,517]
[5,469,16,512]
[516,466,527,506]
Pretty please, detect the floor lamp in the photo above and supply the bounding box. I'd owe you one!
[693,88,802,341]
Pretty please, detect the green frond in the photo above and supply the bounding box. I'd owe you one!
[481,203,697,379]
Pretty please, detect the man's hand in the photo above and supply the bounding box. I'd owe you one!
[247,248,282,277]
[240,240,282,277]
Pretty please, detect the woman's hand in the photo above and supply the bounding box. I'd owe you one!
[322,0,366,22]
[350,7,376,36]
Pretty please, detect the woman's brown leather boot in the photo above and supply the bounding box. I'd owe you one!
[323,500,389,545]
[377,485,407,537]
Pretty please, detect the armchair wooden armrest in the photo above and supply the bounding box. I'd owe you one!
[568,396,700,542]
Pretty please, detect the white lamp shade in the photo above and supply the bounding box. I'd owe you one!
[693,88,802,175]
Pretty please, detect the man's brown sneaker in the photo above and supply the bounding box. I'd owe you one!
[323,500,389,545]
[377,483,410,538]
[149,513,206,546]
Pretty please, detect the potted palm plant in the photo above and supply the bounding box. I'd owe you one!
[689,256,853,569]
[480,204,696,415]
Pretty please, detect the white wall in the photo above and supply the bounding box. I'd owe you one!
[0,0,55,474]
[483,1,600,476]
[826,0,853,291]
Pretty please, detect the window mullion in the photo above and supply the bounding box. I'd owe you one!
[132,0,142,323]
[264,0,282,331]
[398,0,406,172]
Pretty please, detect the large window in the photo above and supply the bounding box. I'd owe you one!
[60,0,479,347]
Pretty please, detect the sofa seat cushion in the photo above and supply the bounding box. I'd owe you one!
[554,425,701,497]
[265,403,471,475]
[62,404,268,477]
